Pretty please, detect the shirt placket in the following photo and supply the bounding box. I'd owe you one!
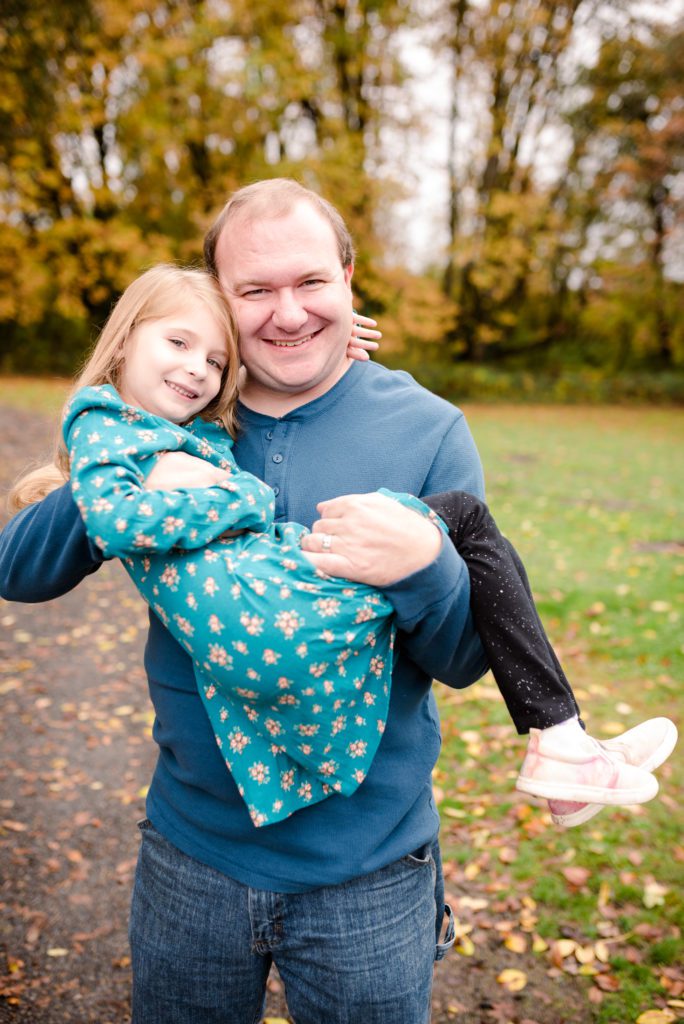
[262,420,296,518]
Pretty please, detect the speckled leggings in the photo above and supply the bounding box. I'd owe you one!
[425,491,582,734]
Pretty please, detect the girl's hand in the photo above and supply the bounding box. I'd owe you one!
[144,451,229,490]
[347,312,381,362]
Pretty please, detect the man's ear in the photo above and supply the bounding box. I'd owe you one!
[344,263,354,287]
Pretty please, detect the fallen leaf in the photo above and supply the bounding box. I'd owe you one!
[562,866,591,887]
[594,973,621,992]
[46,948,69,957]
[497,968,528,992]
[505,933,528,953]
[551,938,578,965]
[443,806,466,819]
[458,897,488,911]
[597,880,612,910]
[635,1011,677,1024]
[594,940,611,963]
[643,881,668,908]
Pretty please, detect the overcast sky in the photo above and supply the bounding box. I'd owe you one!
[390,1,684,271]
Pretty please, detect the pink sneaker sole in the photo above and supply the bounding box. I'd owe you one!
[550,718,678,828]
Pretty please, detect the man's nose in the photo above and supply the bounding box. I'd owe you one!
[272,289,307,331]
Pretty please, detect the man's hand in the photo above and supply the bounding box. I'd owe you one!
[144,452,230,491]
[300,492,442,586]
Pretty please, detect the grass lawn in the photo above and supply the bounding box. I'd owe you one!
[1,379,681,1021]
[438,403,683,1023]
[0,375,71,417]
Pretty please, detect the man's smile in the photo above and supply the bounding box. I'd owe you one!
[267,328,323,348]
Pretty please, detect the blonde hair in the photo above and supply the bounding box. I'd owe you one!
[10,265,240,513]
[204,178,355,278]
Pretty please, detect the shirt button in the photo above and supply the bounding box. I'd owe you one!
[272,453,283,464]
[273,486,280,496]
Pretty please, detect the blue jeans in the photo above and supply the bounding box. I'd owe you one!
[129,820,454,1024]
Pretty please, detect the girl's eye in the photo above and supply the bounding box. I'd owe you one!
[168,336,186,348]
[207,358,224,370]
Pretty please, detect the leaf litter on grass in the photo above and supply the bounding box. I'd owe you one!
[1,393,682,1023]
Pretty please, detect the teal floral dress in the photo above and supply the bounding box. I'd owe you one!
[63,386,446,827]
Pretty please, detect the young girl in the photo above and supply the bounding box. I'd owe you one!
[13,265,674,828]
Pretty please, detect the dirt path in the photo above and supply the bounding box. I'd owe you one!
[0,404,592,1023]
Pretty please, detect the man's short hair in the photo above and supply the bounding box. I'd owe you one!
[204,178,355,277]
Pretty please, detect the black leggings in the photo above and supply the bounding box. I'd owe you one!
[425,491,582,735]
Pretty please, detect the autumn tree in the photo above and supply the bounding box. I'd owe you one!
[435,0,630,364]
[0,0,417,371]
[567,16,684,368]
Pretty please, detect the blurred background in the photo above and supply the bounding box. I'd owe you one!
[1,0,682,402]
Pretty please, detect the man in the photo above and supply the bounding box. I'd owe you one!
[0,179,488,1023]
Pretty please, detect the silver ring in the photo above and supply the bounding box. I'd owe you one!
[321,533,333,551]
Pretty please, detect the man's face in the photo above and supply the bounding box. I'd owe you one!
[215,199,354,411]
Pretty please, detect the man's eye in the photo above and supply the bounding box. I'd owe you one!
[301,279,325,287]
[243,288,268,298]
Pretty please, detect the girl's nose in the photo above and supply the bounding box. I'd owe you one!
[185,353,207,378]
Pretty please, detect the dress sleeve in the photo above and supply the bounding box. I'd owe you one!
[64,404,275,558]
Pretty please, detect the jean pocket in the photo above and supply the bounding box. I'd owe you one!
[402,843,432,867]
[137,817,154,832]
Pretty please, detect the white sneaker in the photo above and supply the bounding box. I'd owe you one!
[516,727,659,804]
[548,717,678,828]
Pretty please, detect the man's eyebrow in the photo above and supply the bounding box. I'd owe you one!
[229,268,336,290]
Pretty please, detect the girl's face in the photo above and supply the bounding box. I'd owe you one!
[119,303,228,423]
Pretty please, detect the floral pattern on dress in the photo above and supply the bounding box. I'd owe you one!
[64,385,446,827]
